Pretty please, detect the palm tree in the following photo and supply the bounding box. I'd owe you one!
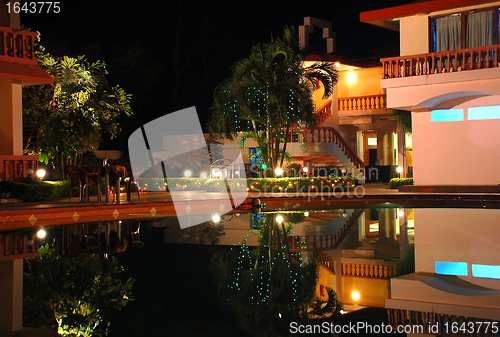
[209,27,337,175]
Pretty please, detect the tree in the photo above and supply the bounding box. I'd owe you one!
[391,109,412,134]
[24,244,134,336]
[209,27,337,175]
[23,37,133,176]
[210,213,342,337]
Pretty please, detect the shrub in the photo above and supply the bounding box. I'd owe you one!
[136,177,206,191]
[389,178,414,189]
[0,179,55,202]
[205,177,358,193]
[205,178,248,192]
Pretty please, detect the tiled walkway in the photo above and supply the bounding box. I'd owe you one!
[1,184,499,230]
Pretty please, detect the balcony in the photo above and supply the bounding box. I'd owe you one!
[0,27,53,85]
[381,44,500,79]
[338,94,386,111]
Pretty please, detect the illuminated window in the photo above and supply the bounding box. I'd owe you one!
[435,261,468,276]
[431,109,464,122]
[468,105,500,120]
[367,138,377,146]
[369,223,379,232]
[472,264,500,279]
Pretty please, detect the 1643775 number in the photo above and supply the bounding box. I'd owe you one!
[6,2,60,14]
[443,322,498,334]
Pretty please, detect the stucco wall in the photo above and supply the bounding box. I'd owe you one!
[399,15,429,56]
[337,67,384,98]
[413,96,500,185]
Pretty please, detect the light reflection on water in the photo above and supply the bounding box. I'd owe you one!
[3,207,499,336]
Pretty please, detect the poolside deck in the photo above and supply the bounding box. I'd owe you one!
[1,184,499,230]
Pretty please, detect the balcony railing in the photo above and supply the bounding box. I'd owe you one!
[0,27,37,64]
[381,44,500,79]
[341,263,396,279]
[338,94,386,111]
[0,232,39,261]
[287,127,364,170]
[387,308,500,336]
[0,155,39,181]
[315,100,332,125]
[287,209,363,251]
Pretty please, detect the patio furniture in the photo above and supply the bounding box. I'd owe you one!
[65,165,100,202]
[98,165,140,203]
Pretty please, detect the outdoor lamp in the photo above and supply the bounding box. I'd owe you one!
[352,291,360,301]
[184,170,192,178]
[276,214,284,224]
[200,172,207,179]
[37,229,46,239]
[275,167,283,176]
[212,214,221,223]
[397,210,404,217]
[396,166,403,178]
[302,167,308,173]
[36,169,46,179]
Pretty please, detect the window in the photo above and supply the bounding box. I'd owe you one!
[431,109,464,122]
[468,105,500,120]
[431,7,500,52]
[435,261,468,276]
[466,11,494,48]
[433,15,461,52]
[471,264,500,279]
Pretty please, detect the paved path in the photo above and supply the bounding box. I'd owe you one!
[1,183,499,230]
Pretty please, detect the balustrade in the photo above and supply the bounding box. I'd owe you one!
[381,44,500,79]
[341,263,396,279]
[286,126,364,169]
[288,209,363,252]
[338,94,386,111]
[0,27,37,64]
[0,155,39,181]
[387,309,500,336]
[0,232,39,260]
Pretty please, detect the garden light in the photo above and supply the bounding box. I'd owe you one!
[302,167,308,173]
[36,169,46,179]
[212,214,221,223]
[352,291,360,301]
[37,229,46,239]
[396,166,403,178]
[200,172,207,178]
[397,210,404,217]
[276,214,284,224]
[184,170,192,177]
[304,211,309,217]
[275,167,283,176]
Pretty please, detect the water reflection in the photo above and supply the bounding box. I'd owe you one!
[0,207,441,336]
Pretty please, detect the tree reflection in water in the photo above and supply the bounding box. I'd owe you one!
[211,212,342,337]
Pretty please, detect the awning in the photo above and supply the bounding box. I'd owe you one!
[0,60,54,86]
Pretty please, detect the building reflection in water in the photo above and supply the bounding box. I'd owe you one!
[162,208,414,311]
[7,207,498,336]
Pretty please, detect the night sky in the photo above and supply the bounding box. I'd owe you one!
[21,0,415,148]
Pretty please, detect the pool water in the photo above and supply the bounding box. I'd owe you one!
[5,206,499,336]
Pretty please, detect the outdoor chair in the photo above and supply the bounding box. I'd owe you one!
[65,165,100,202]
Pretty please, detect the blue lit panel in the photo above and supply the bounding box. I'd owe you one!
[468,106,500,120]
[435,262,468,276]
[431,109,464,122]
[472,264,500,279]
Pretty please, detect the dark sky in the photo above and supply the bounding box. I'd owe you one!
[21,0,415,146]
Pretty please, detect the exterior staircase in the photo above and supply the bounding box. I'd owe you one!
[287,100,365,182]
